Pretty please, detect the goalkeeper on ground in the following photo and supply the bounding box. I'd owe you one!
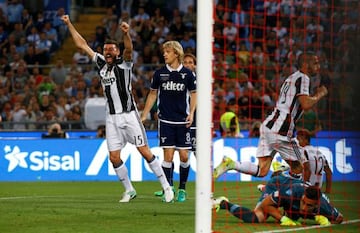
[213,183,343,226]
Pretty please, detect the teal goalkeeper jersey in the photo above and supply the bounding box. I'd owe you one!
[270,183,342,222]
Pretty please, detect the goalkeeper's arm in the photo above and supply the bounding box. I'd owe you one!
[257,194,300,225]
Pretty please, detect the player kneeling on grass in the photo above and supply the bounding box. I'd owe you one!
[213,184,343,226]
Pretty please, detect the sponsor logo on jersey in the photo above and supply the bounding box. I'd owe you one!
[101,77,116,86]
[162,81,185,91]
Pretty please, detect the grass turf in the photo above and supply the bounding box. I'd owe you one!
[0,181,359,233]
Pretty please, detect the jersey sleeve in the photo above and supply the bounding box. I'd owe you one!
[188,71,196,92]
[93,52,106,69]
[150,70,160,90]
[299,75,310,96]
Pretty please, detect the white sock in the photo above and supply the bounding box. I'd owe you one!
[234,161,259,176]
[180,160,190,168]
[114,163,135,192]
[149,158,170,190]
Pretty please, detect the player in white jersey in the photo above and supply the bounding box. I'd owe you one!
[297,129,332,193]
[214,52,328,179]
[61,15,174,203]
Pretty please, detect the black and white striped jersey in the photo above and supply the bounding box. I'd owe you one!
[150,64,196,124]
[264,70,310,139]
[93,53,136,114]
[303,145,329,188]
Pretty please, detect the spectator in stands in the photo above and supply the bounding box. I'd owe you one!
[67,105,84,129]
[107,19,122,41]
[96,124,106,138]
[232,3,249,46]
[73,48,90,66]
[182,4,196,32]
[49,58,68,86]
[7,0,24,30]
[35,31,52,64]
[220,98,244,138]
[248,89,266,120]
[43,21,59,52]
[9,23,26,45]
[26,26,40,44]
[169,15,187,41]
[102,7,118,33]
[180,31,195,52]
[52,7,67,44]
[133,6,150,24]
[34,11,46,32]
[10,99,26,130]
[249,121,261,137]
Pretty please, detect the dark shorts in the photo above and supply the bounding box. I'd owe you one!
[190,126,196,151]
[159,121,192,149]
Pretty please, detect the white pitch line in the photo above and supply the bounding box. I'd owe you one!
[254,219,360,233]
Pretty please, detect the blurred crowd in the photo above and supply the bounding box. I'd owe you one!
[0,0,358,132]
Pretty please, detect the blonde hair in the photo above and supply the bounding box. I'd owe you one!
[163,40,184,63]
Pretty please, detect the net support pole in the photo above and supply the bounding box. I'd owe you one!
[195,0,213,232]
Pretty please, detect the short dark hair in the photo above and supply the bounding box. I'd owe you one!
[297,51,316,68]
[104,39,119,48]
[297,128,311,142]
[304,185,321,201]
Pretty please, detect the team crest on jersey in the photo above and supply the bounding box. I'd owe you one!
[180,73,187,79]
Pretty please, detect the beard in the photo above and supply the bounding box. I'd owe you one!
[105,53,117,65]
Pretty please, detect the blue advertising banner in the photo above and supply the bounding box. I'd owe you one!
[0,134,359,182]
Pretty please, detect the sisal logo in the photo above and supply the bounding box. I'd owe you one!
[3,145,80,172]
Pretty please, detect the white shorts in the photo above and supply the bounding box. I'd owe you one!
[106,110,148,151]
[256,123,305,163]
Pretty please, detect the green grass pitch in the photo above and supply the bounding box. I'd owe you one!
[0,181,359,233]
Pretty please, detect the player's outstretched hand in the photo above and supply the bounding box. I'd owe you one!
[61,15,71,25]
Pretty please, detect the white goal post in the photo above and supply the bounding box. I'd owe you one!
[195,0,213,232]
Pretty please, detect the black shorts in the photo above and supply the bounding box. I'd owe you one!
[190,126,196,151]
[159,121,192,149]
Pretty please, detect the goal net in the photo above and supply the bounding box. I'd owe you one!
[206,0,359,232]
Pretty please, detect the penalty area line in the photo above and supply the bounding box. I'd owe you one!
[254,219,360,233]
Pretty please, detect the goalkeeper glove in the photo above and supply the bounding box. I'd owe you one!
[315,215,331,226]
[280,216,300,226]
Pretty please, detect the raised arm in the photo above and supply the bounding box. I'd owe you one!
[119,22,133,61]
[61,15,95,58]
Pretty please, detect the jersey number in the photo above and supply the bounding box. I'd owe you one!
[314,156,324,175]
[279,81,290,104]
